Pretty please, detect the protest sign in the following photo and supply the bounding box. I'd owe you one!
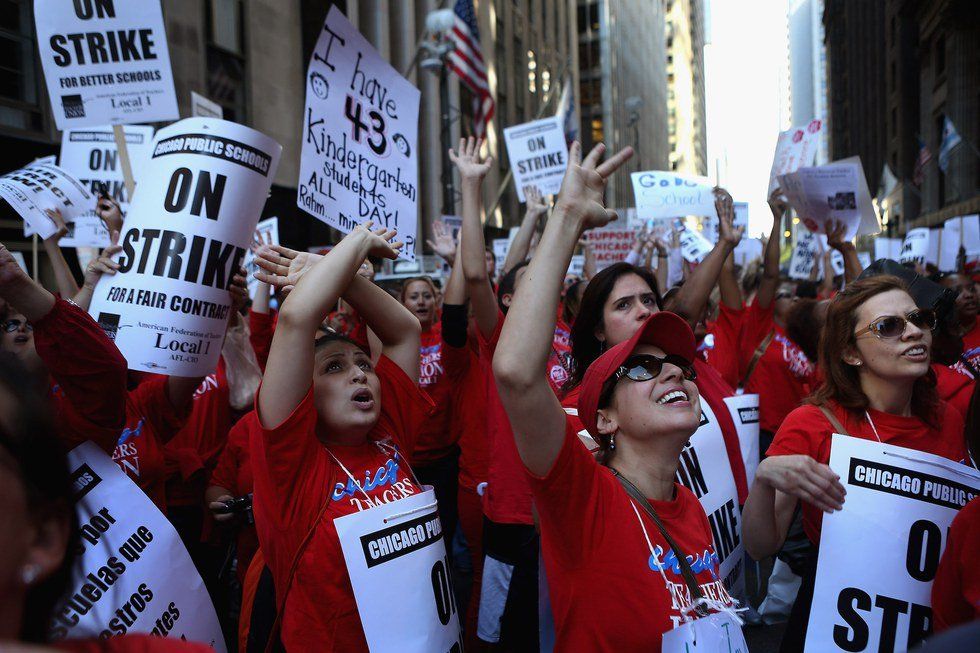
[492,238,510,267]
[827,249,846,277]
[805,435,980,652]
[768,119,823,194]
[34,0,178,130]
[243,217,279,299]
[299,6,420,259]
[724,393,760,487]
[789,230,823,280]
[441,214,463,239]
[676,402,745,599]
[679,225,713,263]
[10,251,29,273]
[939,215,980,272]
[733,201,749,232]
[191,91,223,119]
[50,442,225,649]
[778,162,860,239]
[335,488,462,652]
[588,227,635,271]
[927,229,942,266]
[631,171,717,221]
[899,228,930,265]
[55,125,154,247]
[88,117,282,376]
[503,117,568,202]
[567,254,584,277]
[1,158,94,240]
[874,238,902,262]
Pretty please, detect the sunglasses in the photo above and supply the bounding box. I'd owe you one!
[2,319,32,334]
[601,353,697,402]
[854,308,937,340]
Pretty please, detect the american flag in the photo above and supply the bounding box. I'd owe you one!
[446,0,495,137]
[912,138,932,186]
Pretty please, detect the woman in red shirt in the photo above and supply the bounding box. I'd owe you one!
[742,274,967,650]
[931,496,980,631]
[494,142,739,651]
[398,273,469,551]
[251,223,433,651]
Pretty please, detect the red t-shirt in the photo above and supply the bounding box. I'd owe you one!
[931,496,980,631]
[479,311,570,525]
[250,356,432,652]
[57,634,213,653]
[413,323,471,464]
[248,309,277,372]
[934,363,974,420]
[705,303,743,390]
[741,301,815,433]
[529,421,731,651]
[210,410,258,584]
[767,401,967,544]
[36,298,128,454]
[115,378,189,511]
[955,316,980,376]
[164,358,231,507]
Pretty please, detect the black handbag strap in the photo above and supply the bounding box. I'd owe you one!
[612,469,709,617]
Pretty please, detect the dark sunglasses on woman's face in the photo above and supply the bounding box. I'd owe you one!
[613,354,697,383]
[854,308,937,340]
[2,319,33,333]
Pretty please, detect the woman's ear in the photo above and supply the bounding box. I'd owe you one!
[841,345,864,367]
[596,407,617,436]
[24,508,71,586]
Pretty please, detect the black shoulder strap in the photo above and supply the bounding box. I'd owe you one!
[739,329,775,391]
[817,403,850,436]
[612,469,709,617]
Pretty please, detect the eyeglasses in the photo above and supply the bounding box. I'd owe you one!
[854,308,937,340]
[612,354,697,384]
[2,319,32,334]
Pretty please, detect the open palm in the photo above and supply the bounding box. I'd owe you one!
[555,142,633,231]
[448,136,493,181]
[254,244,318,288]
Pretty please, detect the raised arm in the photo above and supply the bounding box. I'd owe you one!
[72,232,121,311]
[453,137,499,338]
[757,189,786,310]
[666,189,744,328]
[256,224,401,427]
[494,142,633,475]
[41,209,80,298]
[502,185,548,275]
[825,219,862,284]
[342,273,421,382]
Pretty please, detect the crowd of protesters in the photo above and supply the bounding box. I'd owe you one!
[0,136,978,653]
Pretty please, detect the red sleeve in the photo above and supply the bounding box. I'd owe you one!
[35,298,128,436]
[441,337,471,383]
[709,303,744,389]
[526,418,609,566]
[476,309,505,359]
[766,404,829,460]
[248,308,276,372]
[57,633,215,652]
[127,378,190,445]
[374,355,435,456]
[211,419,245,491]
[931,498,980,632]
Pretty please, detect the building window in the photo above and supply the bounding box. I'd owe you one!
[0,0,43,135]
[934,36,945,76]
[580,77,602,106]
[206,0,247,122]
[891,108,897,137]
[578,39,600,71]
[936,114,945,206]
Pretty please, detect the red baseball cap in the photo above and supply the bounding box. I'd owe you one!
[576,312,696,440]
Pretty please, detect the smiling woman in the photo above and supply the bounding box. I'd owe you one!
[742,274,969,651]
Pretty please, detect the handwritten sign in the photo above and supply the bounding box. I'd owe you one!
[299,7,420,259]
[631,171,717,221]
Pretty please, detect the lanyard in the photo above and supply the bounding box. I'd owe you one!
[864,410,883,443]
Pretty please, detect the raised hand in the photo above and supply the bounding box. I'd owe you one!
[524,185,549,219]
[714,188,743,247]
[425,220,457,263]
[757,455,846,514]
[352,220,402,260]
[95,196,123,235]
[824,219,852,251]
[229,266,248,312]
[448,136,493,181]
[554,142,634,231]
[767,188,788,222]
[43,208,70,244]
[82,230,122,288]
[254,244,318,289]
